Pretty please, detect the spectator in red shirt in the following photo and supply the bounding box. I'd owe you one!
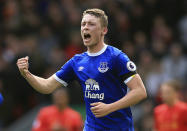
[154,80,187,131]
[32,88,83,131]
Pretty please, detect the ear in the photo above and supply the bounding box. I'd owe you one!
[102,27,108,35]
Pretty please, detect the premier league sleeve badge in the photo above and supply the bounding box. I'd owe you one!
[126,61,136,72]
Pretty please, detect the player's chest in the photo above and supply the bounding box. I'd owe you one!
[74,57,113,78]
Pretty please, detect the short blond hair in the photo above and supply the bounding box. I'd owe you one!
[83,8,108,27]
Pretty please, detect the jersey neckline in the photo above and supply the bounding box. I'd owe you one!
[87,44,108,56]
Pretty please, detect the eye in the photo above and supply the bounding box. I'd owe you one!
[81,22,86,26]
[89,23,95,26]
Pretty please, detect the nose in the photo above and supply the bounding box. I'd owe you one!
[83,23,89,30]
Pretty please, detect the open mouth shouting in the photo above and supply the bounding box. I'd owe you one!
[83,33,91,43]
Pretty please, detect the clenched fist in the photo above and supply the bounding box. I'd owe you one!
[90,102,112,118]
[17,56,29,77]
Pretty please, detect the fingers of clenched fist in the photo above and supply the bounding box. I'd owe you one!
[17,56,29,70]
[90,102,111,118]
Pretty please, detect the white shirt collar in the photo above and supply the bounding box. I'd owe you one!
[87,44,108,56]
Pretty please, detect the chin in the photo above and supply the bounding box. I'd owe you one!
[84,42,92,47]
[83,43,89,47]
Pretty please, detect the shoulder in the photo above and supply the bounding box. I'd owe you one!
[39,105,57,115]
[106,45,129,60]
[71,52,87,61]
[154,104,167,113]
[176,101,187,110]
[66,107,81,115]
[107,45,123,56]
[109,46,130,62]
[65,107,81,118]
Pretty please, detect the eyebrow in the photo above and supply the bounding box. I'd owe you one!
[81,20,96,24]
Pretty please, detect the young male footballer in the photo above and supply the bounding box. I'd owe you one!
[17,8,147,131]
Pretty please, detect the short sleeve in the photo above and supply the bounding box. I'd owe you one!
[114,52,137,83]
[54,59,76,87]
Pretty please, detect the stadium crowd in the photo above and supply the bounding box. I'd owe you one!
[0,0,187,130]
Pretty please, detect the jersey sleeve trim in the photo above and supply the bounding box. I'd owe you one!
[53,74,68,87]
[124,75,135,84]
[121,71,136,81]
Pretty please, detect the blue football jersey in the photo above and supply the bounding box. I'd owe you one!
[54,45,136,130]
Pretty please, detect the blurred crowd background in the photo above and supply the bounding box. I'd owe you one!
[0,0,187,130]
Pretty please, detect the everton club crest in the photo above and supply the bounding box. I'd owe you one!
[98,62,109,73]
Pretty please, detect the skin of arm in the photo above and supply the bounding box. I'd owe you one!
[17,56,62,94]
[91,74,147,118]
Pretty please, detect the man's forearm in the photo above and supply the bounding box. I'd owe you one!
[109,87,147,113]
[17,56,59,94]
[23,71,54,94]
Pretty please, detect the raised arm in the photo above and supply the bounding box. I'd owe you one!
[17,56,62,94]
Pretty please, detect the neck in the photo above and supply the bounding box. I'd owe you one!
[167,98,179,106]
[87,41,105,53]
[57,105,67,111]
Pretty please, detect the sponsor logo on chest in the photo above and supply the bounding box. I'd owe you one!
[84,79,104,100]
